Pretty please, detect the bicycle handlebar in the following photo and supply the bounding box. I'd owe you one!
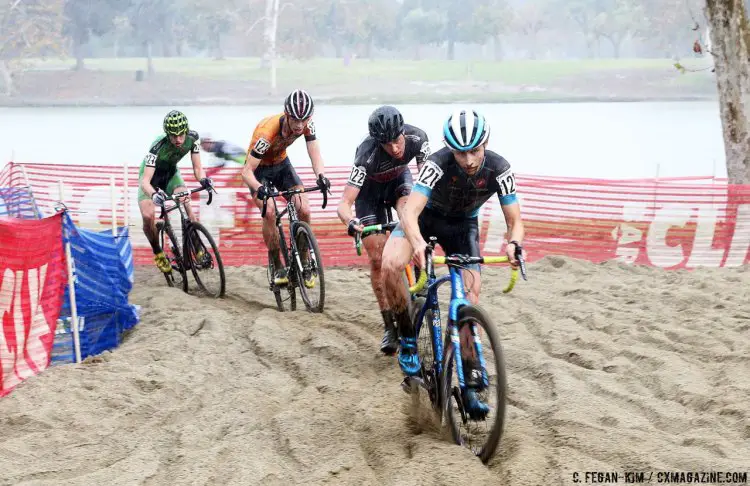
[259,181,329,218]
[408,238,528,295]
[162,183,216,210]
[353,222,399,255]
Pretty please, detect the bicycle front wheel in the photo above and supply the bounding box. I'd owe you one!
[293,221,325,313]
[184,222,226,298]
[441,304,507,464]
[414,297,443,415]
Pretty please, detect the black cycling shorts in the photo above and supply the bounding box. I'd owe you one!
[418,207,481,272]
[355,169,412,233]
[252,157,302,200]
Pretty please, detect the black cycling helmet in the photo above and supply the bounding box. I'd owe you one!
[368,105,404,143]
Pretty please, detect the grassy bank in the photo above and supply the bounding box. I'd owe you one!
[7,56,717,106]
[27,56,713,83]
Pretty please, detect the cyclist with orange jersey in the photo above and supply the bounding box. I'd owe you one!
[241,89,331,284]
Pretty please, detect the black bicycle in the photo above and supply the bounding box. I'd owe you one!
[259,180,328,313]
[155,184,226,298]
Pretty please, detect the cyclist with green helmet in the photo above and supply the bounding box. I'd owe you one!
[138,110,213,273]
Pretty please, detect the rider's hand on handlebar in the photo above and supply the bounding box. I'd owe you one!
[151,190,167,207]
[506,240,526,269]
[317,174,331,193]
[411,238,428,270]
[256,185,270,201]
[347,217,364,237]
[200,177,213,190]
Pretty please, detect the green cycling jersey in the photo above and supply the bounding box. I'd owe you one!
[138,130,200,201]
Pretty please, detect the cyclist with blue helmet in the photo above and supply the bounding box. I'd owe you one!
[381,108,526,419]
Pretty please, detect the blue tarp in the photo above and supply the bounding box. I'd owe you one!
[52,213,140,363]
[0,187,40,219]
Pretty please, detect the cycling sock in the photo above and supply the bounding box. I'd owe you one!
[271,249,283,269]
[394,308,414,338]
[151,240,162,255]
[381,309,395,330]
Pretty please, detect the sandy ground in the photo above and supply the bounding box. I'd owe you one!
[1,257,749,485]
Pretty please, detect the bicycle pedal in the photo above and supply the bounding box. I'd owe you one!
[400,376,424,394]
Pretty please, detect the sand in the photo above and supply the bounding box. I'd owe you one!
[1,256,749,485]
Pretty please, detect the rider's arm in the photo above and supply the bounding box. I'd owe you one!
[337,185,360,225]
[496,167,524,244]
[241,153,263,192]
[190,147,207,181]
[242,126,270,192]
[502,202,524,245]
[303,120,325,177]
[401,191,429,250]
[140,165,158,198]
[404,158,443,248]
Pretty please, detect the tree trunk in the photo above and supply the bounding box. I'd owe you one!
[260,0,278,69]
[705,0,750,183]
[0,61,13,96]
[493,36,503,61]
[146,41,155,75]
[447,38,455,60]
[73,34,85,70]
[215,31,225,60]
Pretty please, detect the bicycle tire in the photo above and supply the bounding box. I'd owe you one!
[293,221,325,313]
[441,304,507,464]
[268,250,296,312]
[158,221,188,292]
[184,222,226,298]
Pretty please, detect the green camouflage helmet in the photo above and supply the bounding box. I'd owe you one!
[163,110,189,136]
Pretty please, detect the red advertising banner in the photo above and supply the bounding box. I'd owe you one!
[4,161,750,270]
[0,212,68,397]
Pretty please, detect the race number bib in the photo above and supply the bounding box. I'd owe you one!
[144,153,157,167]
[306,120,316,136]
[419,141,431,159]
[347,165,366,187]
[191,142,200,153]
[253,137,271,155]
[416,160,443,189]
[496,168,516,196]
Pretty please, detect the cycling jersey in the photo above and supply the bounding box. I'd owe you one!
[248,113,316,166]
[346,124,430,187]
[138,131,200,201]
[413,147,518,217]
[347,124,430,230]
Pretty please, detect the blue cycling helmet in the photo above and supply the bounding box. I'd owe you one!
[442,109,490,152]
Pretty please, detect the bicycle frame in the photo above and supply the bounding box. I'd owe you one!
[259,182,329,287]
[159,185,214,244]
[410,239,525,394]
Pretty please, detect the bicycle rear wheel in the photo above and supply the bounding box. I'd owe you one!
[441,305,507,464]
[268,250,296,312]
[293,221,325,313]
[184,222,226,298]
[157,221,188,292]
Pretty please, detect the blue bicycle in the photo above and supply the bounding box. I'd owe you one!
[406,236,527,463]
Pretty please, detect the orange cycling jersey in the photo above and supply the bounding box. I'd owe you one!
[248,113,317,166]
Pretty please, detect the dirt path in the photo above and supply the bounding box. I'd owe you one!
[1,259,748,485]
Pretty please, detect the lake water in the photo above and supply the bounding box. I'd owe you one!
[0,101,728,179]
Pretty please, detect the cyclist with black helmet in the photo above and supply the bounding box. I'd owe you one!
[381,108,526,419]
[336,105,430,355]
[138,110,213,273]
[241,89,331,285]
